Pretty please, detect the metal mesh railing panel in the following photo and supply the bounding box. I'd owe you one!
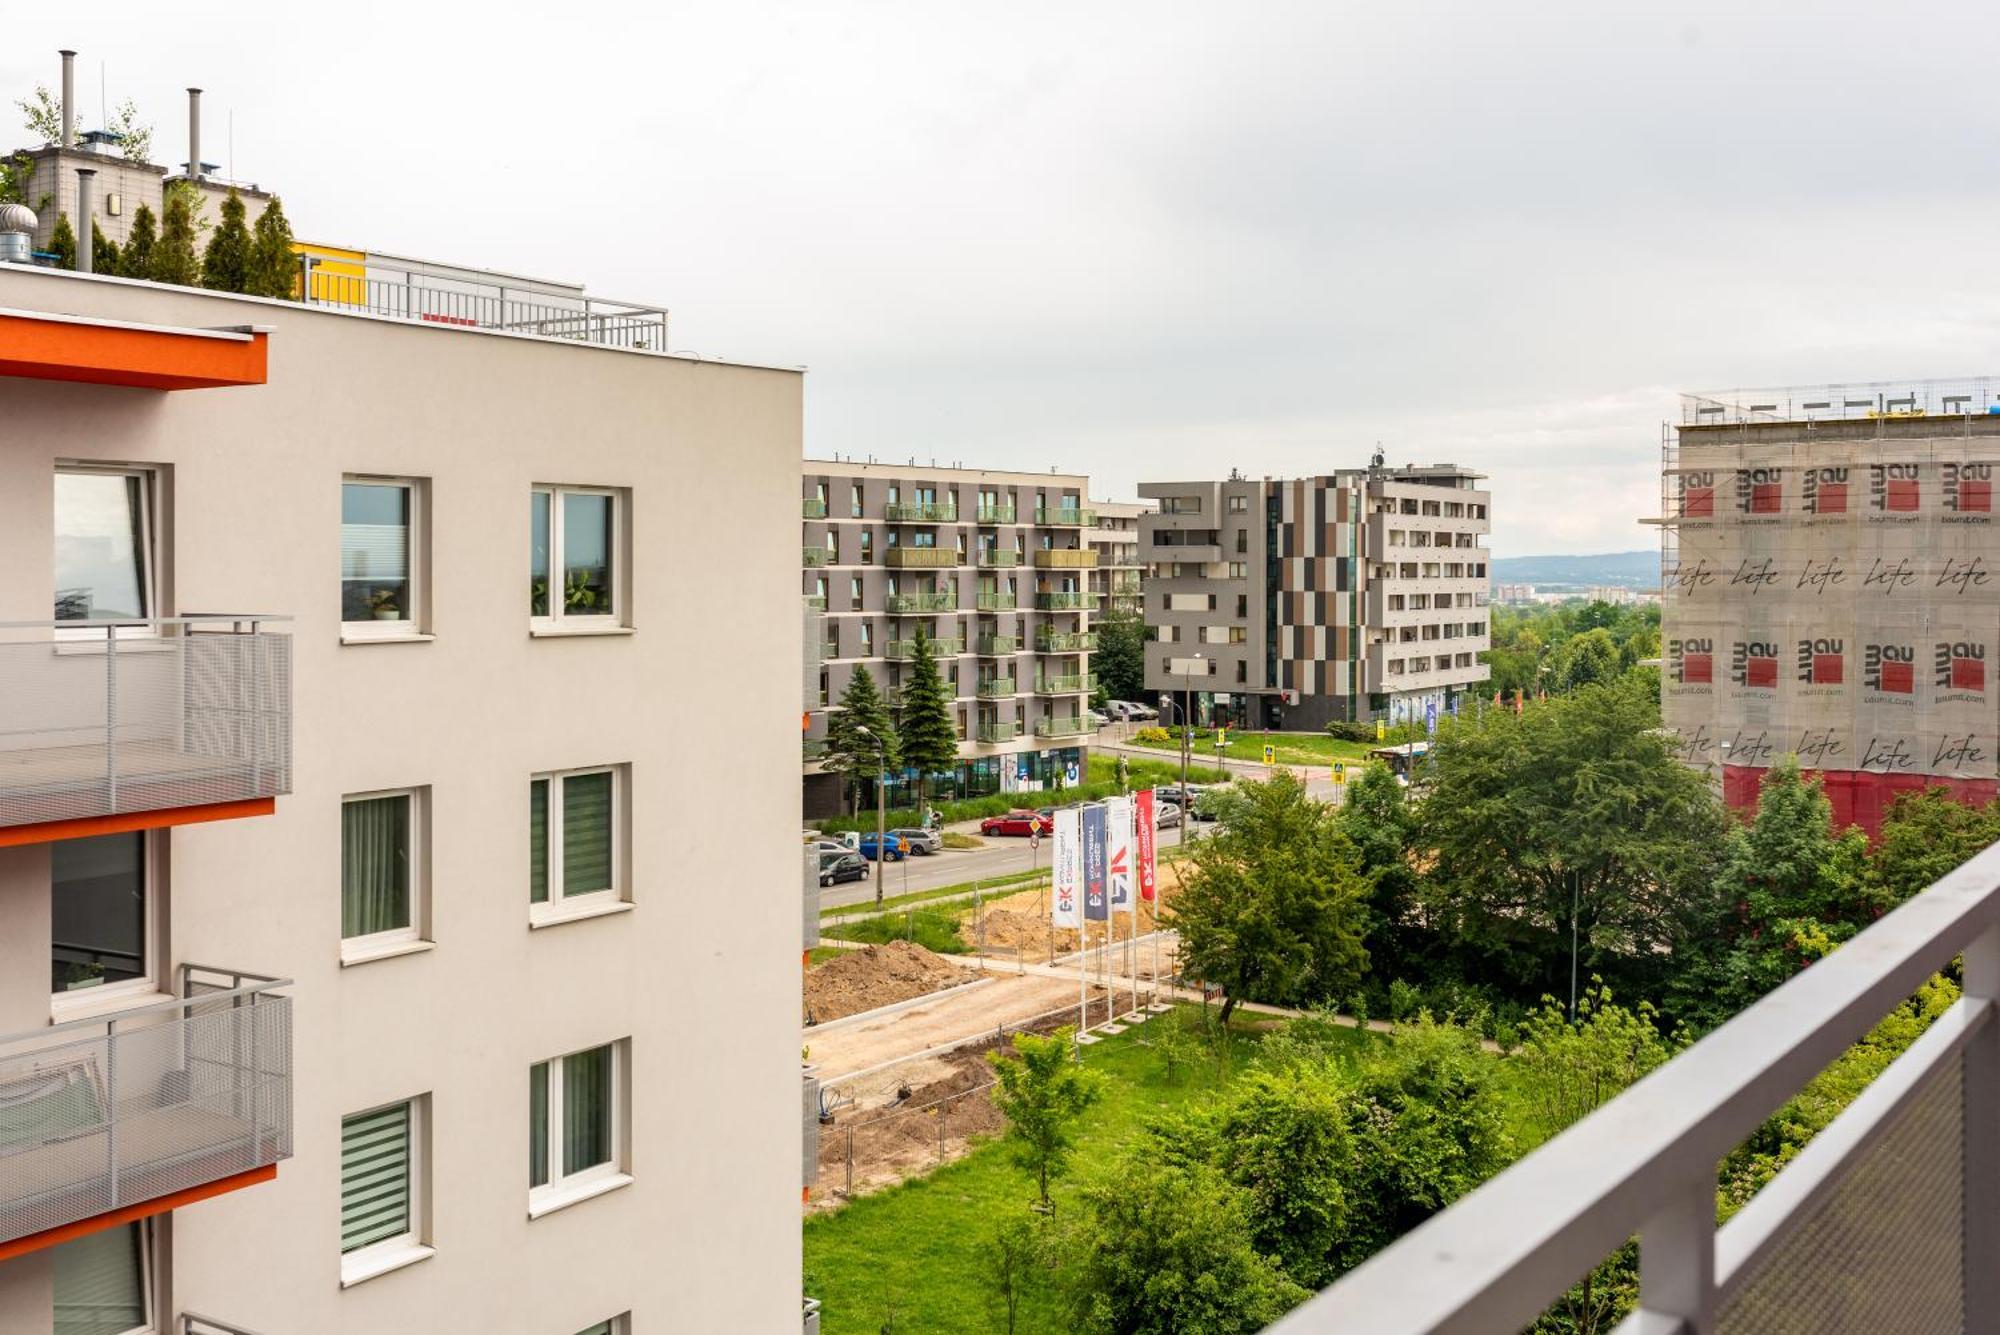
[0,994,292,1244]
[0,630,291,830]
[1718,1049,1964,1335]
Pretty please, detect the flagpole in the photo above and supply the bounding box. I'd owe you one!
[1127,800,1140,1018]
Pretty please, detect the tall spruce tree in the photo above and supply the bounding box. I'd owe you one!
[150,184,200,286]
[896,628,959,810]
[201,188,251,292]
[90,221,119,276]
[825,665,899,817]
[1091,604,1147,705]
[46,213,76,270]
[245,196,298,299]
[119,204,157,279]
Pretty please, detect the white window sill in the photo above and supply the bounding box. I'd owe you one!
[341,630,435,646]
[339,1241,436,1289]
[529,899,634,931]
[340,938,435,968]
[50,987,173,1024]
[529,623,635,639]
[528,1172,633,1219]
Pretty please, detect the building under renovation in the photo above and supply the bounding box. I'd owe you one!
[1658,379,2000,834]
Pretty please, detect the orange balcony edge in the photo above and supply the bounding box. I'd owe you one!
[0,797,276,849]
[0,308,268,390]
[0,1164,278,1263]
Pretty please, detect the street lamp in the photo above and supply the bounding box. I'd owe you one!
[855,725,888,909]
[1180,653,1204,846]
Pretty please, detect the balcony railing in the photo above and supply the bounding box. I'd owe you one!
[1035,507,1095,526]
[1033,548,1099,569]
[1035,591,1100,611]
[975,593,1018,612]
[802,498,827,519]
[975,721,1021,744]
[975,635,1019,656]
[883,547,961,569]
[803,595,827,612]
[1273,839,2000,1335]
[802,739,829,761]
[1034,672,1096,695]
[884,638,963,660]
[976,505,1017,524]
[803,546,832,567]
[1035,716,1095,738]
[884,591,958,614]
[976,677,1017,699]
[0,618,292,835]
[0,966,292,1247]
[182,1317,269,1335]
[975,549,1021,568]
[300,258,667,351]
[883,502,957,523]
[1035,631,1098,653]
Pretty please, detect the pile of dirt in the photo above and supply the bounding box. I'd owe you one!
[964,866,1183,962]
[805,940,969,1023]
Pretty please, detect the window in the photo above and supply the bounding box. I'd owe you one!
[532,487,621,626]
[1236,660,1248,683]
[1235,529,1247,553]
[341,1097,433,1286]
[52,1220,153,1335]
[859,529,874,563]
[849,484,863,517]
[52,832,151,1003]
[342,478,421,633]
[860,622,873,653]
[530,1042,629,1214]
[342,790,425,960]
[530,767,624,920]
[849,577,864,611]
[55,466,155,624]
[1227,562,1247,579]
[1236,594,1249,618]
[1228,495,1247,513]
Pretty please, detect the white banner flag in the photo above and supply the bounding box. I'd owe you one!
[1051,806,1082,928]
[1105,795,1135,916]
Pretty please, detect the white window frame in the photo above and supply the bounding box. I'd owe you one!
[532,485,625,630]
[340,788,429,964]
[342,475,426,641]
[339,1095,435,1288]
[54,463,161,641]
[529,1042,631,1218]
[51,830,161,1016]
[530,765,628,926]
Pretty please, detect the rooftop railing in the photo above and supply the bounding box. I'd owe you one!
[1683,376,2000,426]
[0,618,292,832]
[1273,838,2000,1335]
[300,258,668,352]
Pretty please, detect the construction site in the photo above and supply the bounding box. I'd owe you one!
[1656,378,2000,834]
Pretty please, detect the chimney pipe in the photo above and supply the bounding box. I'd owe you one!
[75,168,95,274]
[59,50,76,148]
[187,88,203,180]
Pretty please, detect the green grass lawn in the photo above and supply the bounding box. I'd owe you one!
[820,868,1047,920]
[1123,729,1377,770]
[802,1010,1376,1335]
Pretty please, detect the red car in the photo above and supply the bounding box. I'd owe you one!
[980,809,1053,837]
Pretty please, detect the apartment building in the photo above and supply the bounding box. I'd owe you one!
[802,464,1097,815]
[1658,379,2000,835]
[1138,463,1490,730]
[0,257,802,1333]
[1087,500,1150,615]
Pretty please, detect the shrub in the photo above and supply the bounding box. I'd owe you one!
[1387,978,1421,1022]
[1133,725,1171,745]
[1325,720,1377,743]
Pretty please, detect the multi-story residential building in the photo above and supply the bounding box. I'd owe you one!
[1139,462,1491,730]
[802,464,1097,815]
[1088,500,1150,616]
[1657,378,2000,835]
[0,245,802,1330]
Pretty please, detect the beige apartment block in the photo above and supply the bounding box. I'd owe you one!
[802,463,1097,815]
[1088,499,1150,617]
[0,261,803,1334]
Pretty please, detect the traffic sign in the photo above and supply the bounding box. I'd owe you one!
[1332,762,1346,783]
[1263,744,1276,766]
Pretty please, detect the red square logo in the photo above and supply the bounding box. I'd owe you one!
[1813,654,1844,684]
[1683,653,1713,684]
[1684,487,1714,518]
[1747,656,1777,688]
[1751,483,1782,513]
[1953,657,1986,691]
[1816,483,1848,513]
[1880,660,1914,694]
[1960,479,1992,513]
[1886,479,1920,511]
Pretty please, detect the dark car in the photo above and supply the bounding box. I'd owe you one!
[819,852,869,886]
[980,809,1054,837]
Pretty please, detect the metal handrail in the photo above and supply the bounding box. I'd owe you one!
[182,1315,268,1335]
[0,971,290,1047]
[1271,838,2000,1334]
[0,614,291,631]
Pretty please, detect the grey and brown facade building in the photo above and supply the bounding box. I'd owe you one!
[1087,500,1149,615]
[1139,463,1490,730]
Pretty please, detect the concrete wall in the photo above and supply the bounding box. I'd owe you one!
[0,265,802,1333]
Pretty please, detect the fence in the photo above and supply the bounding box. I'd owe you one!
[300,256,669,352]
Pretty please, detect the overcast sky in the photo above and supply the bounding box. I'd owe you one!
[11,2,1997,556]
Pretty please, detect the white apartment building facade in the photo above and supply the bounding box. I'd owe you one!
[0,262,802,1333]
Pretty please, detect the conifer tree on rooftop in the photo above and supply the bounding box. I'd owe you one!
[201,187,251,293]
[245,196,299,300]
[46,212,75,270]
[90,221,119,276]
[149,183,200,286]
[119,204,156,279]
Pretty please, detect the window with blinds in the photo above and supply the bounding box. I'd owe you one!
[529,768,622,914]
[529,1043,624,1206]
[342,1102,412,1253]
[52,1221,148,1335]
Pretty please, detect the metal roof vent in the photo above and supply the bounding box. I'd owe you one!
[0,201,37,264]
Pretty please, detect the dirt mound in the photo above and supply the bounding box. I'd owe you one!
[965,868,1182,962]
[805,940,968,1023]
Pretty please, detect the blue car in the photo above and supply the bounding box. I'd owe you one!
[856,831,906,862]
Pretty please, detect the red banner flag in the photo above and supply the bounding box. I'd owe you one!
[1135,788,1158,902]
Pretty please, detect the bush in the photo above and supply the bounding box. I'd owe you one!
[1325,720,1377,743]
[1133,725,1171,745]
[1387,978,1422,1022]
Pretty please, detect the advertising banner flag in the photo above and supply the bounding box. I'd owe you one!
[1051,806,1081,928]
[1105,795,1135,916]
[1083,804,1109,921]
[1135,789,1158,902]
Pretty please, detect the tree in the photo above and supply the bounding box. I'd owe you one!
[17,84,71,146]
[149,183,201,286]
[119,204,156,279]
[201,188,252,292]
[1092,604,1147,704]
[46,212,75,270]
[1513,983,1684,1147]
[105,99,152,164]
[1864,790,2000,903]
[1552,627,1620,691]
[986,1217,1046,1335]
[0,151,33,206]
[894,628,957,811]
[1064,1158,1307,1335]
[824,664,899,816]
[1339,762,1424,981]
[90,221,119,276]
[1418,680,1724,1007]
[1167,770,1371,1023]
[245,196,299,299]
[987,1028,1104,1211]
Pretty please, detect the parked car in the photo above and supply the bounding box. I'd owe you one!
[807,838,848,860]
[1154,784,1205,809]
[1106,700,1156,721]
[1154,800,1184,828]
[891,827,942,855]
[980,809,1054,837]
[1087,709,1109,728]
[819,852,870,886]
[856,831,906,862]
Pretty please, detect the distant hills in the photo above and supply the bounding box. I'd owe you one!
[1490,550,1656,589]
